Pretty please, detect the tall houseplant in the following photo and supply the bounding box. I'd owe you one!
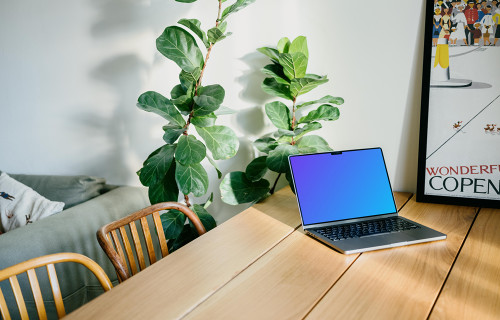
[137,0,254,250]
[220,36,344,205]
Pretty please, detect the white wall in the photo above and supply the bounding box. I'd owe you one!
[0,0,426,223]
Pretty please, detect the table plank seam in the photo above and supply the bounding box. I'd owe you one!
[300,253,363,320]
[179,228,298,320]
[299,192,413,319]
[426,207,481,319]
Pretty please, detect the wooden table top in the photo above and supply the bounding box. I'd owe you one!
[67,188,500,320]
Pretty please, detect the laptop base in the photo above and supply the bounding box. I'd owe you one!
[307,220,446,255]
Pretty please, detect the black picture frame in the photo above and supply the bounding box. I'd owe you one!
[416,0,500,209]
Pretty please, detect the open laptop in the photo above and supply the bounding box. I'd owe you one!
[288,147,446,254]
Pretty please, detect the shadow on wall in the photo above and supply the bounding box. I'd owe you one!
[88,0,189,37]
[81,0,191,184]
[87,54,149,182]
[234,52,274,138]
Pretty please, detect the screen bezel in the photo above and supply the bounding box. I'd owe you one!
[288,147,398,227]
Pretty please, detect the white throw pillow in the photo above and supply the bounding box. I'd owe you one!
[0,172,65,232]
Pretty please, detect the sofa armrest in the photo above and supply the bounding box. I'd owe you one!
[0,186,149,317]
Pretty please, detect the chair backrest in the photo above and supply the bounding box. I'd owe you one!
[96,202,206,282]
[0,252,112,320]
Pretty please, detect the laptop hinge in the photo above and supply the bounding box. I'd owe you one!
[303,213,399,231]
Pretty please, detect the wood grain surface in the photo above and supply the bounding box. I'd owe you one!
[429,208,500,320]
[66,208,294,319]
[305,197,477,320]
[183,192,413,319]
[253,186,302,228]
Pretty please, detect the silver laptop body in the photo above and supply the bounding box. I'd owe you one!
[288,148,446,254]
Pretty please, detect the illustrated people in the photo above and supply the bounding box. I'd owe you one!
[433,7,443,46]
[476,2,485,22]
[494,5,500,45]
[0,192,15,201]
[440,6,452,39]
[450,3,468,45]
[464,0,479,45]
[480,5,494,45]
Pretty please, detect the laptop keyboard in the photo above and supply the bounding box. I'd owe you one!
[314,217,420,241]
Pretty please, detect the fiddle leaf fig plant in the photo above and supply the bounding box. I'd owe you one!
[137,0,255,251]
[220,36,344,205]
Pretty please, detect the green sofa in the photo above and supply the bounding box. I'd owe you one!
[0,174,150,319]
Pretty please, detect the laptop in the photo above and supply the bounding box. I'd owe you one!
[288,147,446,254]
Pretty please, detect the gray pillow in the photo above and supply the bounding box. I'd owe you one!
[8,174,106,209]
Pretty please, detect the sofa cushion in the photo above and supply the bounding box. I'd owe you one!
[0,173,65,232]
[0,186,150,318]
[9,174,106,209]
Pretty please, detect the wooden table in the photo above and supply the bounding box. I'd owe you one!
[67,188,500,320]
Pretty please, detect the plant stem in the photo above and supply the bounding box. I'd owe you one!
[270,173,282,195]
[194,0,222,94]
[184,0,223,134]
[182,0,223,204]
[291,98,297,145]
[184,194,191,207]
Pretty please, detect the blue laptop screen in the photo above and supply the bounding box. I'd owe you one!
[289,148,397,226]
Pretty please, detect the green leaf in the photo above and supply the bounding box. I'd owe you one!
[193,85,225,116]
[289,36,309,59]
[171,84,194,114]
[203,193,214,209]
[175,161,209,197]
[137,91,186,127]
[156,26,204,72]
[220,0,256,22]
[207,155,222,179]
[175,135,206,165]
[217,21,228,33]
[191,204,217,231]
[220,171,270,205]
[196,125,239,160]
[168,223,197,252]
[298,104,340,124]
[297,95,345,109]
[296,135,333,153]
[257,47,280,62]
[191,113,217,127]
[261,64,289,85]
[148,162,179,204]
[290,76,328,98]
[294,122,322,140]
[278,52,307,80]
[179,68,201,90]
[139,144,176,187]
[177,18,210,48]
[160,209,186,239]
[266,144,299,173]
[254,137,279,154]
[162,124,185,144]
[245,156,268,181]
[265,101,291,130]
[208,26,226,44]
[277,37,291,53]
[261,78,293,100]
[175,0,197,3]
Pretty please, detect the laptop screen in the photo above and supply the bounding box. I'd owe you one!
[289,148,397,226]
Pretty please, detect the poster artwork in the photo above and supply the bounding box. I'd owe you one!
[424,0,500,202]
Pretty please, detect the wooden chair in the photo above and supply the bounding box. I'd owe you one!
[96,202,206,282]
[0,252,112,320]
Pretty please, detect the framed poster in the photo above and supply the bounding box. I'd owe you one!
[417,0,500,208]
